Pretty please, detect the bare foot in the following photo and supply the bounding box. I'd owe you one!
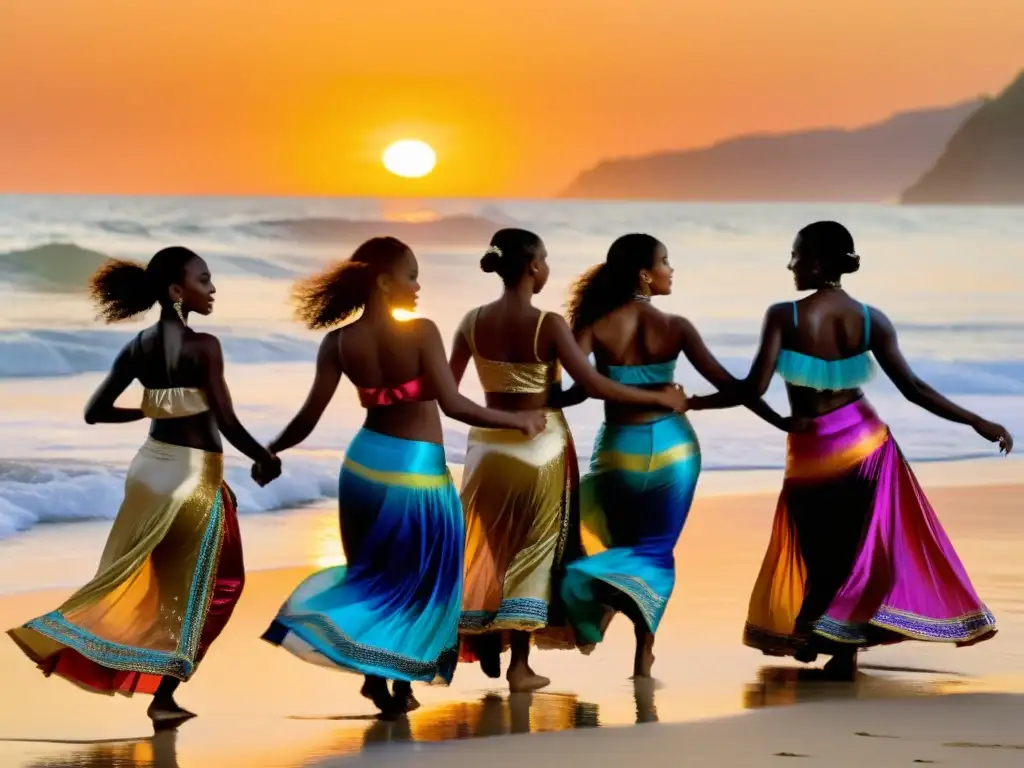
[361,676,400,716]
[147,697,196,725]
[507,665,550,693]
[392,681,421,713]
[632,634,655,678]
[821,652,858,681]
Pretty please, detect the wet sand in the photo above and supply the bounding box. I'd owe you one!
[1,475,1022,767]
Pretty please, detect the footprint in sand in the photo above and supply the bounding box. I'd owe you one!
[944,741,1024,750]
[854,731,900,739]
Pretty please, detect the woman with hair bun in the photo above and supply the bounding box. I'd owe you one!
[261,237,545,716]
[449,228,686,692]
[706,221,1010,679]
[8,246,279,724]
[558,234,787,679]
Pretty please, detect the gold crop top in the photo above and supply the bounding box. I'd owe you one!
[465,308,561,394]
[141,387,211,419]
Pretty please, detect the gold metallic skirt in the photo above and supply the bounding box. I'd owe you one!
[8,438,244,696]
[458,410,580,651]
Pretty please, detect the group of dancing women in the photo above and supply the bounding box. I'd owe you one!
[7,221,1012,723]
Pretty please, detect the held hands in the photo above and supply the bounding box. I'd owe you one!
[974,420,1013,455]
[658,383,688,413]
[251,451,282,487]
[515,410,548,439]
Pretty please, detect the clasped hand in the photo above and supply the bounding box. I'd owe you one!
[251,451,282,487]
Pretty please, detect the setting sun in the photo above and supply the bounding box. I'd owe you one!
[382,140,437,179]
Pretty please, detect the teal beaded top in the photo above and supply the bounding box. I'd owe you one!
[776,302,875,391]
[606,358,678,386]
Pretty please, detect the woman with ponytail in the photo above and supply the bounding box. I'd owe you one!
[9,246,279,724]
[449,229,686,692]
[558,234,787,678]
[260,237,545,716]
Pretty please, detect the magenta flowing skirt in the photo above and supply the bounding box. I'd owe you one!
[744,397,996,658]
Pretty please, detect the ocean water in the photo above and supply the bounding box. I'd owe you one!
[0,195,1021,543]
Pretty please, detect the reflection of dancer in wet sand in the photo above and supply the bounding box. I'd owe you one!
[8,247,279,724]
[557,235,786,678]
[707,222,1011,679]
[450,229,686,692]
[260,237,545,716]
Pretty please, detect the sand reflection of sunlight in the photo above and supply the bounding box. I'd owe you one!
[310,514,344,569]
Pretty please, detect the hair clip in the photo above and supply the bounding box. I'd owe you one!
[484,245,503,258]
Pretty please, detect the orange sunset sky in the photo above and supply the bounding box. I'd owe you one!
[2,0,1022,198]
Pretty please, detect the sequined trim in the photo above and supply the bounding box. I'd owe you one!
[460,597,549,634]
[744,604,998,657]
[595,573,667,631]
[267,615,458,684]
[23,490,226,680]
[814,605,997,645]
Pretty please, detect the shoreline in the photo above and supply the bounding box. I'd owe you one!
[0,479,1022,766]
[0,456,1019,596]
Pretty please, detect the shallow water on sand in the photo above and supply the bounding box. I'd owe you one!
[2,483,1022,768]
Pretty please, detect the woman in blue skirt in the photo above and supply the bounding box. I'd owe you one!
[259,237,545,716]
[560,234,785,677]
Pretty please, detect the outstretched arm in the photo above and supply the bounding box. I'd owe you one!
[871,308,1012,452]
[548,323,592,409]
[197,335,277,464]
[549,314,684,410]
[686,304,788,411]
[420,319,535,431]
[84,344,145,424]
[269,331,344,454]
[674,315,788,429]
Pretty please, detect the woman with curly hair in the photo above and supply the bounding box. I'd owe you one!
[558,234,786,679]
[8,246,280,724]
[260,237,545,716]
[449,229,687,692]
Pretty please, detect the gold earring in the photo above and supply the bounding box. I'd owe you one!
[641,274,652,296]
[173,300,187,325]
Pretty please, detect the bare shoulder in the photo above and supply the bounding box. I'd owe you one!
[764,301,792,326]
[407,316,443,343]
[187,330,222,354]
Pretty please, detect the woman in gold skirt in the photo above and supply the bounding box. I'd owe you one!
[449,228,686,692]
[7,246,280,724]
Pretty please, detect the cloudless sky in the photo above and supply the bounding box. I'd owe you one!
[1,0,1021,196]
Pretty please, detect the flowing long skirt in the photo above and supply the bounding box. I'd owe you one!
[562,414,701,644]
[458,410,581,657]
[744,397,997,657]
[8,438,244,695]
[262,428,463,684]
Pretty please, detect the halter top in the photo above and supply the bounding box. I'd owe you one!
[606,358,678,386]
[141,387,210,419]
[776,302,876,391]
[465,308,561,394]
[356,376,428,408]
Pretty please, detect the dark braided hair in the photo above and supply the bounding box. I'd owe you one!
[293,236,411,329]
[565,234,662,331]
[89,246,200,323]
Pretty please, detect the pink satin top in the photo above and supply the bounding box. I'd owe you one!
[356,376,429,408]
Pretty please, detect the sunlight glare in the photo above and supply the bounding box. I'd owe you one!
[382,139,437,179]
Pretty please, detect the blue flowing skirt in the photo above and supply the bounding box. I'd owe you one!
[261,429,463,684]
[562,414,701,643]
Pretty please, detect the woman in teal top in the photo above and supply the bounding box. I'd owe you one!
[705,221,1011,680]
[558,234,787,678]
